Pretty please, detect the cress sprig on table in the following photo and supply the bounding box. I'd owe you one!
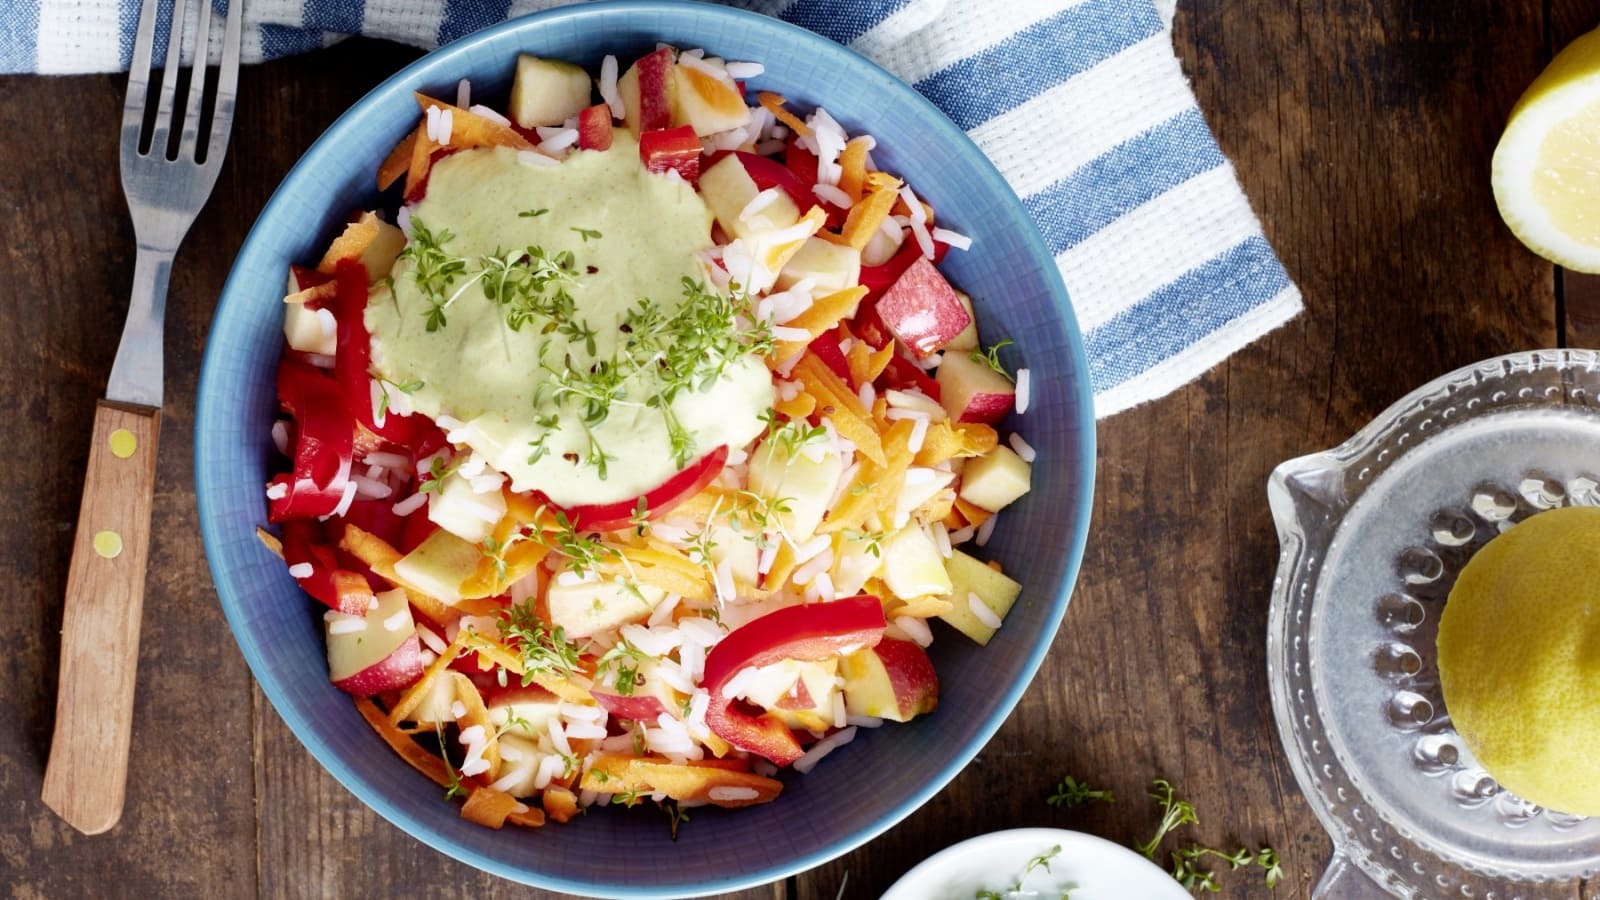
[396,215,774,479]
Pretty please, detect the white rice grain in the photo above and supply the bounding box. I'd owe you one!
[1015,368,1032,414]
[392,492,427,517]
[365,450,411,470]
[948,525,976,546]
[287,562,313,579]
[418,625,448,656]
[910,217,936,259]
[455,78,470,108]
[771,325,810,343]
[976,513,998,547]
[600,55,623,119]
[548,719,572,757]
[720,666,758,700]
[539,128,580,155]
[857,381,876,409]
[725,60,764,79]
[425,105,440,142]
[1008,432,1037,462]
[382,609,409,632]
[468,103,509,126]
[328,481,358,519]
[517,149,559,168]
[647,592,682,627]
[351,474,392,500]
[271,420,290,456]
[450,700,468,720]
[812,182,853,209]
[792,548,834,586]
[266,482,289,501]
[327,616,367,635]
[708,786,761,803]
[437,108,454,146]
[931,226,972,251]
[931,522,952,559]
[968,593,1003,629]
[792,726,857,774]
[893,614,934,648]
[845,715,883,728]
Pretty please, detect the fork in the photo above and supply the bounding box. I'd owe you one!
[40,0,240,835]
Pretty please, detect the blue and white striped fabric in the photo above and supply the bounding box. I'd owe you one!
[7,0,1301,417]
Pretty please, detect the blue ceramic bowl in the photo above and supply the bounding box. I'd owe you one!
[196,2,1095,895]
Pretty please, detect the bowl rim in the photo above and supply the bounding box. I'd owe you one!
[196,1,1097,895]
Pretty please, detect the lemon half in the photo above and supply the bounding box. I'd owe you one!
[1493,27,1600,272]
[1437,505,1600,815]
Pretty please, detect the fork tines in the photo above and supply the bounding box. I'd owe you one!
[125,0,241,166]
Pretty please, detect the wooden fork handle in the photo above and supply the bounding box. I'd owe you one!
[41,401,161,834]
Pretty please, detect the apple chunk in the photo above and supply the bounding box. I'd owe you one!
[618,47,677,132]
[672,63,751,136]
[876,256,972,358]
[777,236,861,293]
[577,103,612,151]
[840,638,938,722]
[546,578,666,639]
[509,54,593,128]
[935,350,1015,425]
[878,524,953,599]
[698,153,801,240]
[958,445,1032,513]
[327,588,423,695]
[935,550,1022,645]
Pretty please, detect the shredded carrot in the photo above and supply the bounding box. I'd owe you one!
[316,212,380,274]
[378,123,421,191]
[838,136,871,202]
[758,91,811,137]
[793,354,885,466]
[840,177,900,251]
[460,787,520,829]
[774,390,817,420]
[413,93,536,151]
[450,671,500,776]
[355,696,454,789]
[770,285,868,360]
[819,419,912,534]
[404,123,441,197]
[255,526,283,558]
[954,497,993,528]
[914,421,999,467]
[596,546,714,601]
[338,524,465,627]
[541,786,579,823]
[282,280,338,306]
[389,635,466,723]
[505,806,547,828]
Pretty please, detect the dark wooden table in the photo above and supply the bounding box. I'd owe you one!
[7,2,1600,897]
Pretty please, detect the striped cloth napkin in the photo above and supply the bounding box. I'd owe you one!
[5,0,1301,417]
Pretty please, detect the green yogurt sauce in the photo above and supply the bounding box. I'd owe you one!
[367,132,774,507]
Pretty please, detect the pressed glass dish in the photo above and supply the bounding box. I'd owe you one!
[193,2,1096,896]
[1269,349,1600,898]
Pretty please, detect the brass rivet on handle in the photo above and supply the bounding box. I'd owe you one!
[93,531,124,559]
[109,429,138,459]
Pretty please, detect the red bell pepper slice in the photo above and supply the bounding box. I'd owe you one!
[859,233,950,297]
[808,334,852,386]
[879,354,942,402]
[640,125,703,185]
[562,445,728,532]
[281,520,370,615]
[331,259,446,450]
[268,359,354,522]
[784,139,818,189]
[701,596,887,765]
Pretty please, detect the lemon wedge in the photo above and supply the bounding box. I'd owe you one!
[1437,505,1600,815]
[1492,27,1600,272]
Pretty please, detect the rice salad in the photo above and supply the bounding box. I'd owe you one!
[262,44,1035,832]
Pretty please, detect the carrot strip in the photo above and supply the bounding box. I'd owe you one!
[355,696,454,789]
[338,524,465,627]
[255,526,283,558]
[450,672,500,777]
[389,635,466,723]
[404,124,442,197]
[758,91,811,137]
[914,421,999,467]
[794,354,885,466]
[316,212,381,274]
[770,285,868,361]
[413,93,536,151]
[841,173,902,250]
[460,787,520,829]
[378,123,421,191]
[954,497,993,528]
[774,390,817,420]
[283,280,338,306]
[542,786,580,823]
[838,136,871,201]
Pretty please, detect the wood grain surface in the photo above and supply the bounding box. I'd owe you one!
[5,2,1600,897]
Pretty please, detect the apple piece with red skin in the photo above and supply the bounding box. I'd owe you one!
[935,349,1016,424]
[577,103,613,151]
[618,47,677,132]
[875,256,972,358]
[840,637,938,722]
[592,690,669,722]
[327,588,423,696]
